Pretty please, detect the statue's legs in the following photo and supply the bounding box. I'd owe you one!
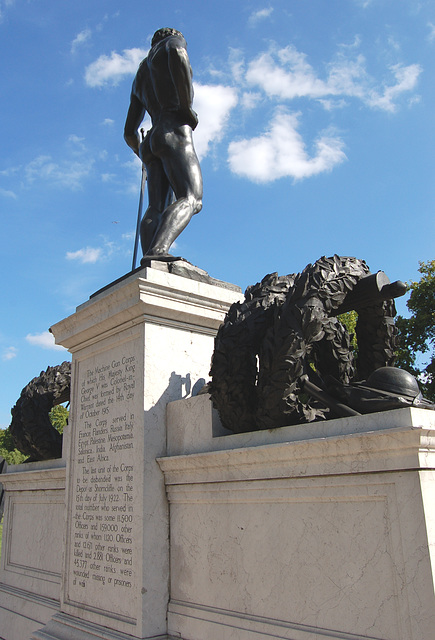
[145,124,203,256]
[139,158,171,256]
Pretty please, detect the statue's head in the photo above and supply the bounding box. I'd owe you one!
[151,28,185,48]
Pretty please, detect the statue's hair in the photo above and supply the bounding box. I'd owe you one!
[151,28,185,47]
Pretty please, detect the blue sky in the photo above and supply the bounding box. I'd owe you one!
[0,0,434,429]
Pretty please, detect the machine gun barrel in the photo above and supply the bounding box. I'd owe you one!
[301,378,361,418]
[334,271,406,315]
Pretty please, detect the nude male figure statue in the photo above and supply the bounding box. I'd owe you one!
[124,28,203,264]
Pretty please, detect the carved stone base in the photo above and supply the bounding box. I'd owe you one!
[31,612,167,640]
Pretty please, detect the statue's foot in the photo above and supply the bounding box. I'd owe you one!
[140,252,184,266]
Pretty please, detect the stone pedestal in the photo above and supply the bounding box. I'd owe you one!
[159,398,435,640]
[31,266,242,640]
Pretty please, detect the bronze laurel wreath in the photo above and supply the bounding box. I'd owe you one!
[210,256,398,432]
[10,362,71,461]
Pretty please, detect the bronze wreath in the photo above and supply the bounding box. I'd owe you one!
[210,256,399,433]
[10,361,71,461]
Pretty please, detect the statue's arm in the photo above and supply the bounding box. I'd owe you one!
[124,93,146,156]
[167,40,198,130]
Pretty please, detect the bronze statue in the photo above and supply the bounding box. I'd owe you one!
[124,28,203,264]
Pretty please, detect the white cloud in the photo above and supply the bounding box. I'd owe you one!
[387,36,400,52]
[68,134,85,144]
[429,22,435,42]
[2,346,17,361]
[247,47,328,99]
[102,118,115,126]
[68,134,87,154]
[25,155,93,190]
[71,28,92,53]
[228,110,346,182]
[0,187,17,199]
[85,48,147,87]
[245,44,422,112]
[229,48,245,84]
[325,53,368,99]
[408,94,421,107]
[0,0,14,23]
[101,173,116,182]
[249,7,274,26]
[364,63,422,112]
[241,91,262,110]
[0,165,20,177]
[62,227,164,272]
[193,83,238,159]
[66,247,102,263]
[318,97,348,111]
[257,47,330,98]
[26,331,66,351]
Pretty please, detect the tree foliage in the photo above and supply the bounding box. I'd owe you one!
[0,428,26,465]
[338,310,358,353]
[49,404,69,435]
[395,260,435,402]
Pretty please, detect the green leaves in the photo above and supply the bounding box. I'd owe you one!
[395,260,435,402]
[0,428,26,465]
[49,405,69,435]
